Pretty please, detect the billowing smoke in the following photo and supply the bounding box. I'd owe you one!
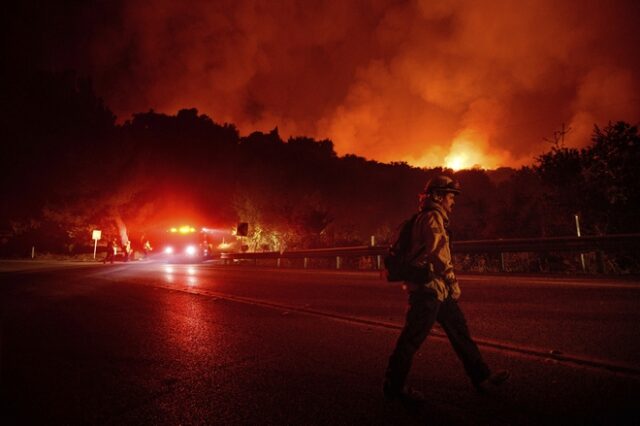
[46,0,640,168]
[114,213,129,246]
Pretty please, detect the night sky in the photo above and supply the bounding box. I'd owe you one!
[7,0,640,169]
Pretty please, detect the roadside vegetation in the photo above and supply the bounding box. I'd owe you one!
[2,71,638,272]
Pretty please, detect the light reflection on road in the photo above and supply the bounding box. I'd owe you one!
[164,266,175,284]
[162,264,198,286]
[186,267,198,286]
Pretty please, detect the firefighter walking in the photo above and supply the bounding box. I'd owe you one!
[383,175,510,404]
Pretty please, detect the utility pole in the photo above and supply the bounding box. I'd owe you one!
[545,122,572,147]
[560,122,571,145]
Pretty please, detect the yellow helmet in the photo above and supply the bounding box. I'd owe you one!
[424,175,461,195]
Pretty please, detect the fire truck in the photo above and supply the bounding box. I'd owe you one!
[156,225,212,262]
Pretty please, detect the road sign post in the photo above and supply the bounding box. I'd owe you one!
[92,230,102,260]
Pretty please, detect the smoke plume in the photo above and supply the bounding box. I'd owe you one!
[27,0,640,168]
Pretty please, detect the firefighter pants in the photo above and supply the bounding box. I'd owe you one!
[385,287,490,391]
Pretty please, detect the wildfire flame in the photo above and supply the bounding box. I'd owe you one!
[445,153,471,171]
[443,130,507,170]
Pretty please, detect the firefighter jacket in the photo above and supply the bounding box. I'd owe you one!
[405,199,461,301]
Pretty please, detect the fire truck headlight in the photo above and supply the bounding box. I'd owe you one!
[185,245,197,256]
[164,246,174,254]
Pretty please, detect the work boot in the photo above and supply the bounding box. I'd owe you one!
[383,381,425,404]
[473,370,511,393]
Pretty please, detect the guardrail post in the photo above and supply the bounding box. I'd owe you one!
[574,214,587,273]
[336,256,342,270]
[304,257,308,269]
[500,252,505,272]
[377,255,382,270]
[277,258,281,268]
[596,251,605,274]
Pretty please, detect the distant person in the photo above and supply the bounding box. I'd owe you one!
[143,239,152,258]
[104,238,116,264]
[123,240,132,262]
[383,175,510,404]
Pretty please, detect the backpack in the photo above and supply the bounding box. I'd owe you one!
[383,214,419,282]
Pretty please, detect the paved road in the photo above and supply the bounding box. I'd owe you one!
[1,261,639,425]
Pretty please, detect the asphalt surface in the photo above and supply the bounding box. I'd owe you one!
[1,260,639,425]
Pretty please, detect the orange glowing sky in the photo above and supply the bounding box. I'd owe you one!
[22,0,640,169]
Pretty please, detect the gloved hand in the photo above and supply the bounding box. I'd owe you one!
[444,271,461,300]
[449,280,461,300]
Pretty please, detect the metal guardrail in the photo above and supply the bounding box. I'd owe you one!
[221,245,378,260]
[219,245,379,269]
[219,233,640,271]
[221,233,640,259]
[453,233,640,254]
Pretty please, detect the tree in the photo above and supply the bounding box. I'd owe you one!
[534,144,585,235]
[534,121,640,236]
[582,121,640,233]
[490,167,545,238]
[451,169,496,240]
